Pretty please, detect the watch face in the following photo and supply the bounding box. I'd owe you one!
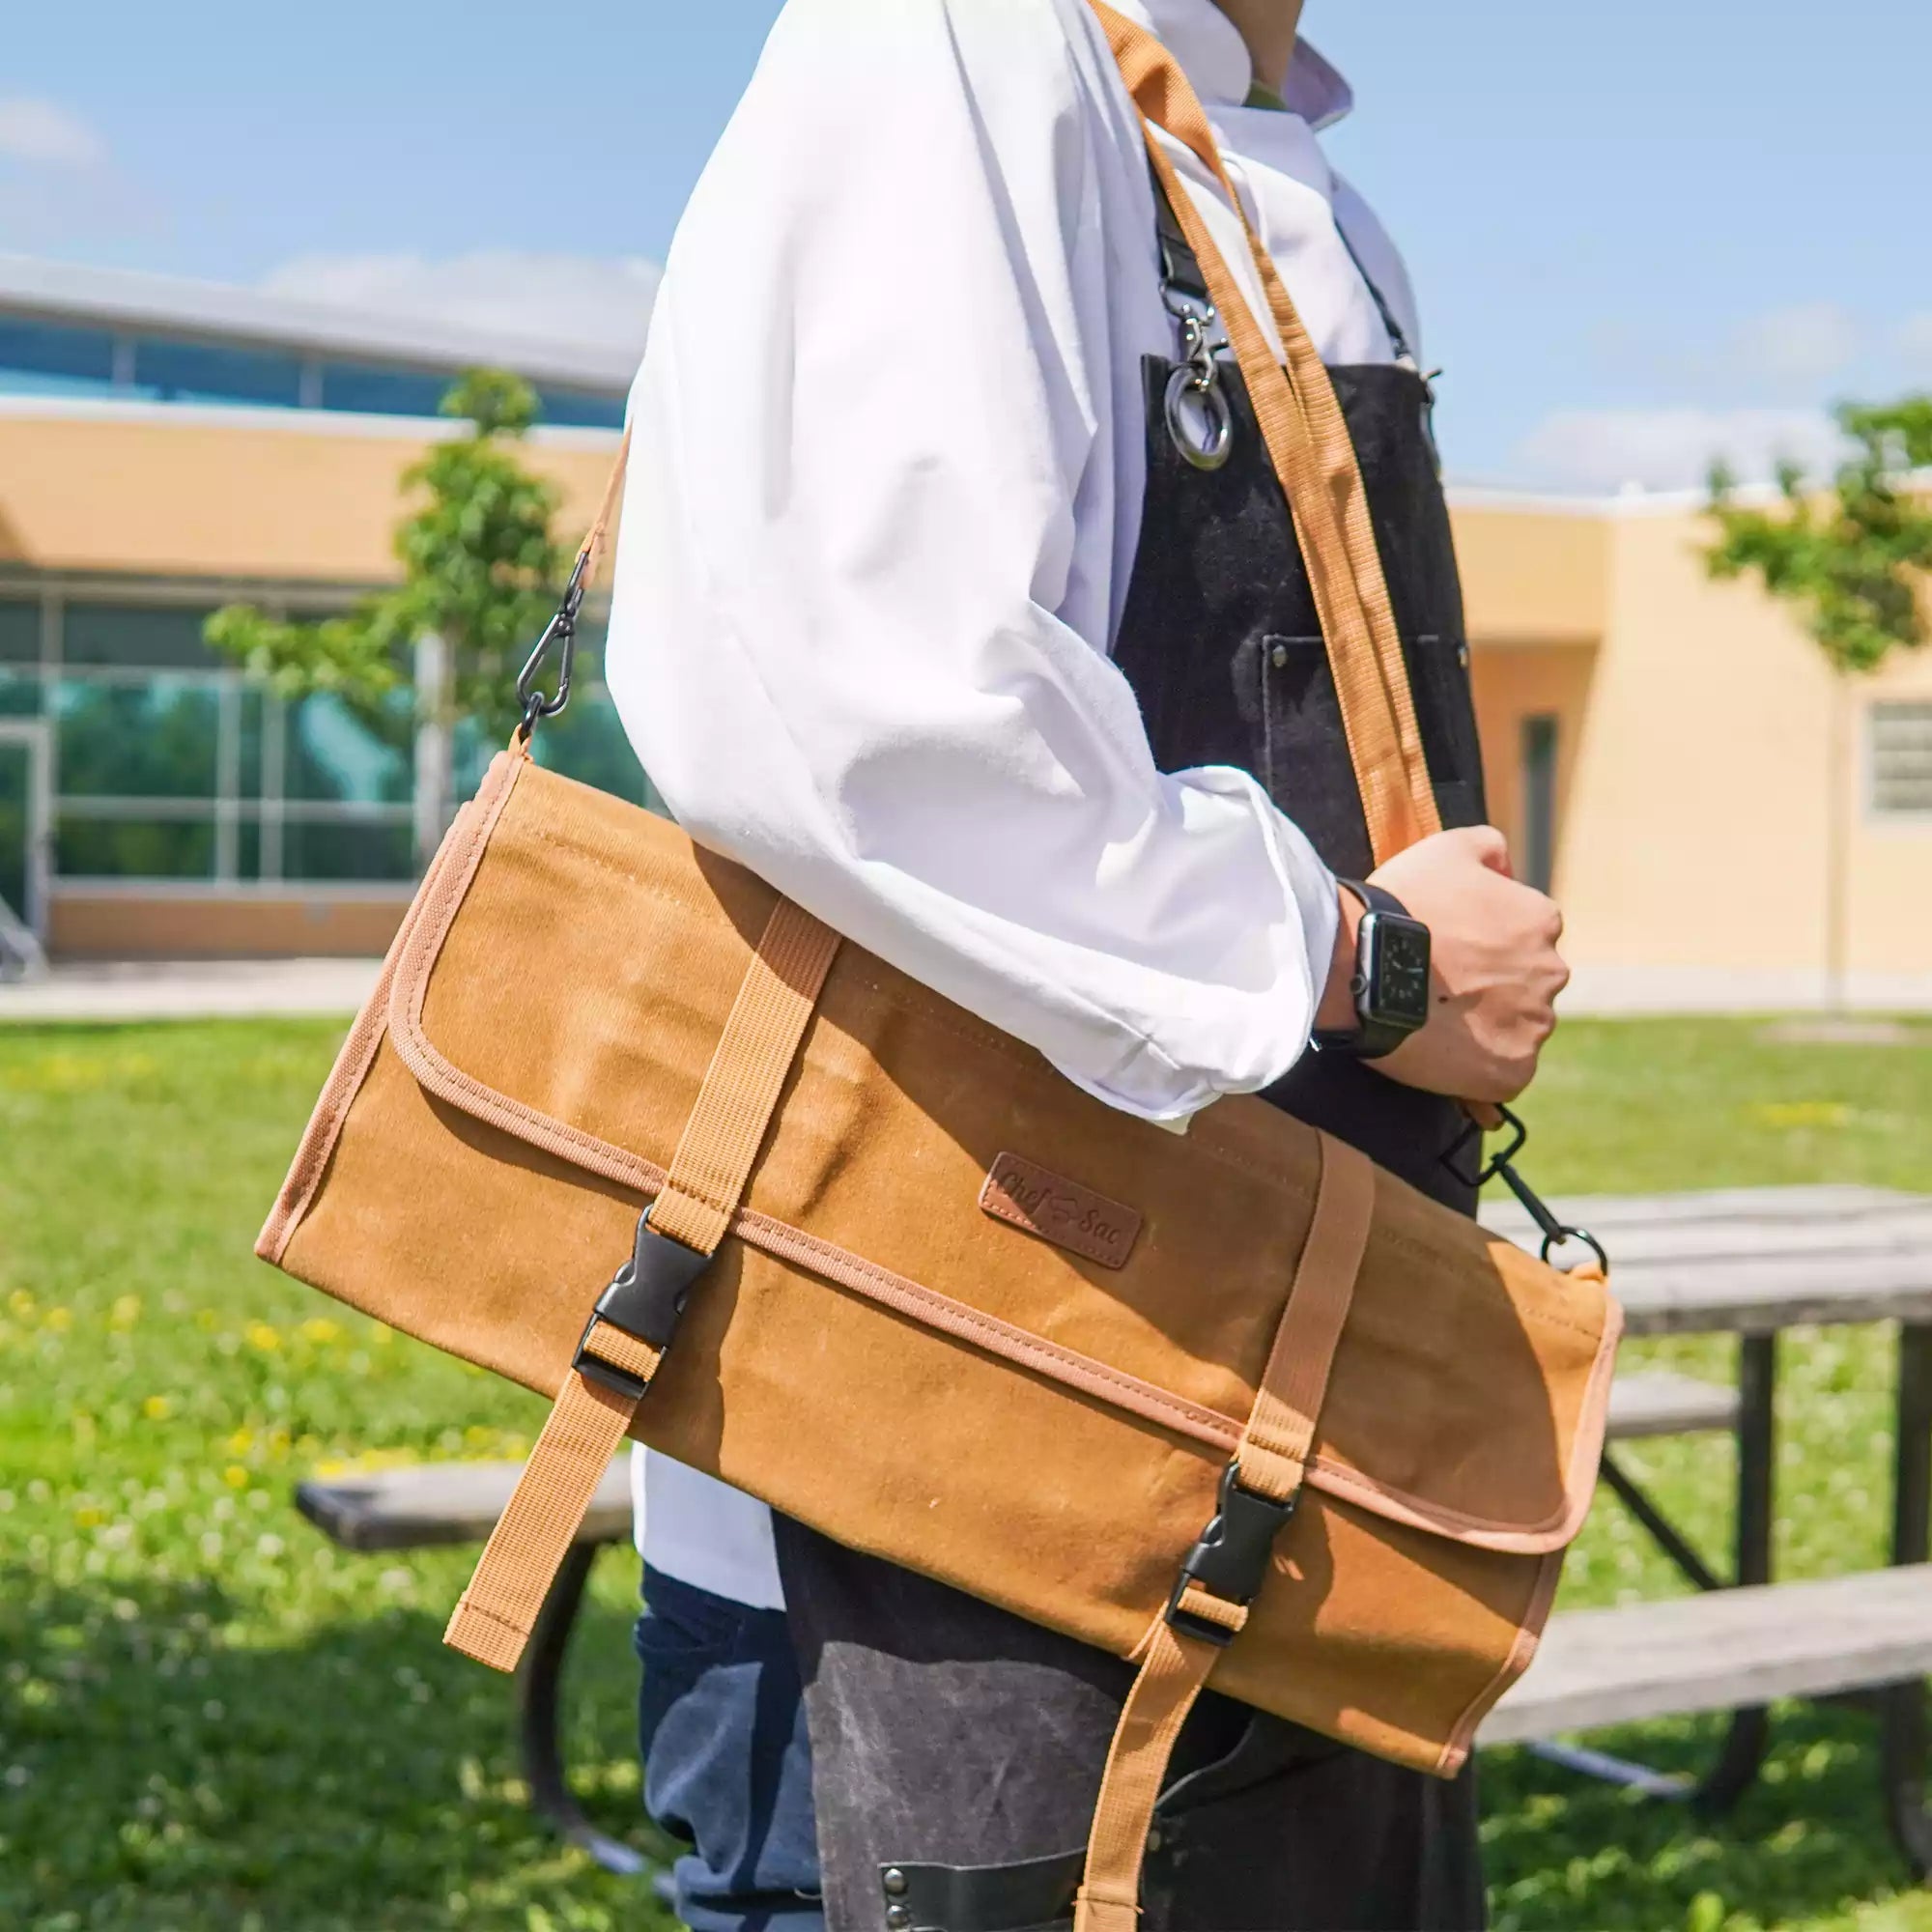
[1369,917,1433,1026]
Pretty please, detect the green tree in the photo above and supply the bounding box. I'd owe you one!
[1702,396,1932,1005]
[1704,398,1932,672]
[205,370,570,852]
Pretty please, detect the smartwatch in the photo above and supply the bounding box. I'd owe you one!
[1310,880,1433,1061]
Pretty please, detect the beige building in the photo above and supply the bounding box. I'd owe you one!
[2,258,1927,1009]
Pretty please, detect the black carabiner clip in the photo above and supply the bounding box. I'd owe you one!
[514,548,592,740]
[1443,1104,1608,1275]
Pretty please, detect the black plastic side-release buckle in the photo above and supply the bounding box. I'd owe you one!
[1164,1461,1298,1647]
[571,1207,711,1403]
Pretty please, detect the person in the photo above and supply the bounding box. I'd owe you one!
[604,0,1569,1926]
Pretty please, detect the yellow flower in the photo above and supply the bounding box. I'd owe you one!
[371,1323,394,1348]
[7,1290,33,1318]
[74,1506,104,1528]
[244,1321,281,1352]
[43,1308,72,1334]
[142,1396,172,1421]
[298,1318,342,1346]
[109,1295,141,1330]
[1749,1100,1851,1130]
[223,1464,249,1490]
[225,1428,255,1456]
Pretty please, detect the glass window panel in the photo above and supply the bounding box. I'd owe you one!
[569,619,609,687]
[54,677,220,798]
[285,692,413,806]
[282,817,414,882]
[238,687,264,796]
[0,669,39,718]
[0,742,29,921]
[57,814,215,880]
[450,715,493,801]
[531,688,653,809]
[0,319,118,399]
[0,600,40,663]
[235,817,263,882]
[64,604,222,669]
[131,336,304,409]
[317,363,451,418]
[534,388,626,432]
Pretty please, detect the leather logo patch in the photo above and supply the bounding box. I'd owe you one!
[979,1152,1142,1270]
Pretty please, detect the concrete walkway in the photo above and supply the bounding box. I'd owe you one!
[4,956,1929,1028]
[0,957,381,1022]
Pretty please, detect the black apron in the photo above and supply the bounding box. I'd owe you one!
[775,183,1489,1932]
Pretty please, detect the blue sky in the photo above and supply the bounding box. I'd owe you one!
[2,0,1925,490]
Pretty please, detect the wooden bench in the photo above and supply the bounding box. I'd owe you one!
[1480,1183,1932,1867]
[1605,1370,1738,1442]
[297,1459,652,1879]
[1489,1565,1932,1745]
[297,1459,635,1552]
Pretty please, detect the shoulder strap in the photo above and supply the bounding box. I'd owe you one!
[1090,0,1439,864]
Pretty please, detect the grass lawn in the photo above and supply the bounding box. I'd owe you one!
[0,1012,1929,1931]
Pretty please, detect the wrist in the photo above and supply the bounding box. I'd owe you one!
[1315,881,1365,1033]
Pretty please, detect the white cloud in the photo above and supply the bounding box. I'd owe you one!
[1511,407,1851,495]
[260,250,661,353]
[1899,313,1932,374]
[1727,302,1861,385]
[0,97,107,171]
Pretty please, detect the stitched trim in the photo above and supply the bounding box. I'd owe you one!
[1436,1545,1569,1772]
[254,770,515,1265]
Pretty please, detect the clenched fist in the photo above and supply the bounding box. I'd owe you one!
[1318,826,1569,1104]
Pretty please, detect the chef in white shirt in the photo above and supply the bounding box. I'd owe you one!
[607,0,1567,1925]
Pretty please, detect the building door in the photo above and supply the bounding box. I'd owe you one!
[0,719,51,944]
[1520,714,1558,895]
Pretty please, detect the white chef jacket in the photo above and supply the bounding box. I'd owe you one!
[606,0,1425,1609]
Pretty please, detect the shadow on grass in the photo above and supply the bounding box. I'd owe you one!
[0,1564,672,1932]
[1484,1706,1930,1930]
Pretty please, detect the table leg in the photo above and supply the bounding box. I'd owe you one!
[1881,1321,1932,1876]
[1693,1332,1777,1818]
[519,1538,653,1877]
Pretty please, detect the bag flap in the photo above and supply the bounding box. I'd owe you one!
[385,753,1621,1556]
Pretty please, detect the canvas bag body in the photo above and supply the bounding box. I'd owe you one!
[265,748,1618,1778]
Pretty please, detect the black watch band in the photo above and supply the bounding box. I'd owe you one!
[1310,879,1430,1061]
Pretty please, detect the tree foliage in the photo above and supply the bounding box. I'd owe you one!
[204,369,566,738]
[1702,397,1932,675]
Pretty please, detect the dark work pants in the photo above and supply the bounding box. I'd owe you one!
[773,1516,1486,1932]
[636,1564,825,1932]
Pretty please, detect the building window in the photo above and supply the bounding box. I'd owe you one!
[130,337,305,409]
[0,588,654,889]
[534,387,628,432]
[1520,714,1558,894]
[0,319,118,399]
[0,321,628,424]
[1871,702,1932,817]
[316,362,454,419]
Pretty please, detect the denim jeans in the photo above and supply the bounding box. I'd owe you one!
[637,1564,824,1932]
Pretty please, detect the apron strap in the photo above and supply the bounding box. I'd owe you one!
[445,895,841,1670]
[1073,1133,1376,1932]
[1088,0,1439,867]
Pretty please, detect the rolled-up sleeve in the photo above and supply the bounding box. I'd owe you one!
[604,0,1337,1122]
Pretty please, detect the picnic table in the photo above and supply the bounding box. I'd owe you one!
[295,1184,1932,1875]
[1482,1184,1932,1871]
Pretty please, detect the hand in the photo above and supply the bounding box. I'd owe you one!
[1317,826,1568,1104]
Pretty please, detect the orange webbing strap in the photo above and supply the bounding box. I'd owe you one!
[649,898,843,1252]
[576,422,633,586]
[1072,1135,1376,1932]
[446,895,841,1670]
[1087,2,1438,866]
